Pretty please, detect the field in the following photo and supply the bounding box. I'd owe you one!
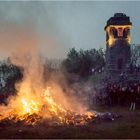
[0,106,140,139]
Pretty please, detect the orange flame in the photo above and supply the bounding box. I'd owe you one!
[0,86,95,125]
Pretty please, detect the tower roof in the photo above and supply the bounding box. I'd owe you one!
[104,13,132,30]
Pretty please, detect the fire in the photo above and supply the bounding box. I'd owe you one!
[0,86,95,126]
[0,46,95,126]
[21,98,40,115]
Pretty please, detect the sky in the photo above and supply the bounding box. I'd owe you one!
[0,1,140,60]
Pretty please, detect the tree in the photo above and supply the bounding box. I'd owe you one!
[62,48,105,77]
[0,59,23,103]
[62,48,81,73]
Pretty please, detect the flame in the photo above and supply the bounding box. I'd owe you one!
[0,86,95,126]
[0,45,95,126]
[21,98,40,115]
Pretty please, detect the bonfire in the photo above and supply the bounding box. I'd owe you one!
[0,86,95,126]
[0,46,96,126]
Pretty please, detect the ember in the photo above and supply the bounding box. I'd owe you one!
[0,86,95,126]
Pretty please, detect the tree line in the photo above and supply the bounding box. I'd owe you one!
[61,48,105,77]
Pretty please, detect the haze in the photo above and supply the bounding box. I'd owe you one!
[0,1,139,60]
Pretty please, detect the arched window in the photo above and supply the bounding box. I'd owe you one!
[117,28,123,37]
[111,27,117,38]
[123,28,130,38]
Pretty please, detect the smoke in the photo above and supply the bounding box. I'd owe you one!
[0,33,93,118]
[0,1,71,60]
[0,2,97,120]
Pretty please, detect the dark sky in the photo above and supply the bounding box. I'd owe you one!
[0,1,139,59]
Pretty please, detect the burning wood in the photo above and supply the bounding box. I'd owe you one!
[0,86,95,126]
[0,47,99,127]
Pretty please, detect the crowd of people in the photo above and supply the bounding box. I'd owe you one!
[105,82,140,110]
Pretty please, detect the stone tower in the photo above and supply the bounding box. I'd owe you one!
[104,13,132,73]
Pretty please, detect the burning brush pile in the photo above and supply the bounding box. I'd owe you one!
[0,49,96,126]
[0,86,95,126]
[0,47,121,127]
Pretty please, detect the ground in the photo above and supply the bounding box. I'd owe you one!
[0,106,140,139]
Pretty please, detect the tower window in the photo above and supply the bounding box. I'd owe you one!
[112,28,117,38]
[117,28,123,37]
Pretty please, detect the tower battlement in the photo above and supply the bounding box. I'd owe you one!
[105,13,132,30]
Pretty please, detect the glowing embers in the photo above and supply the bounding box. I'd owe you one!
[0,86,95,126]
[106,25,132,46]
